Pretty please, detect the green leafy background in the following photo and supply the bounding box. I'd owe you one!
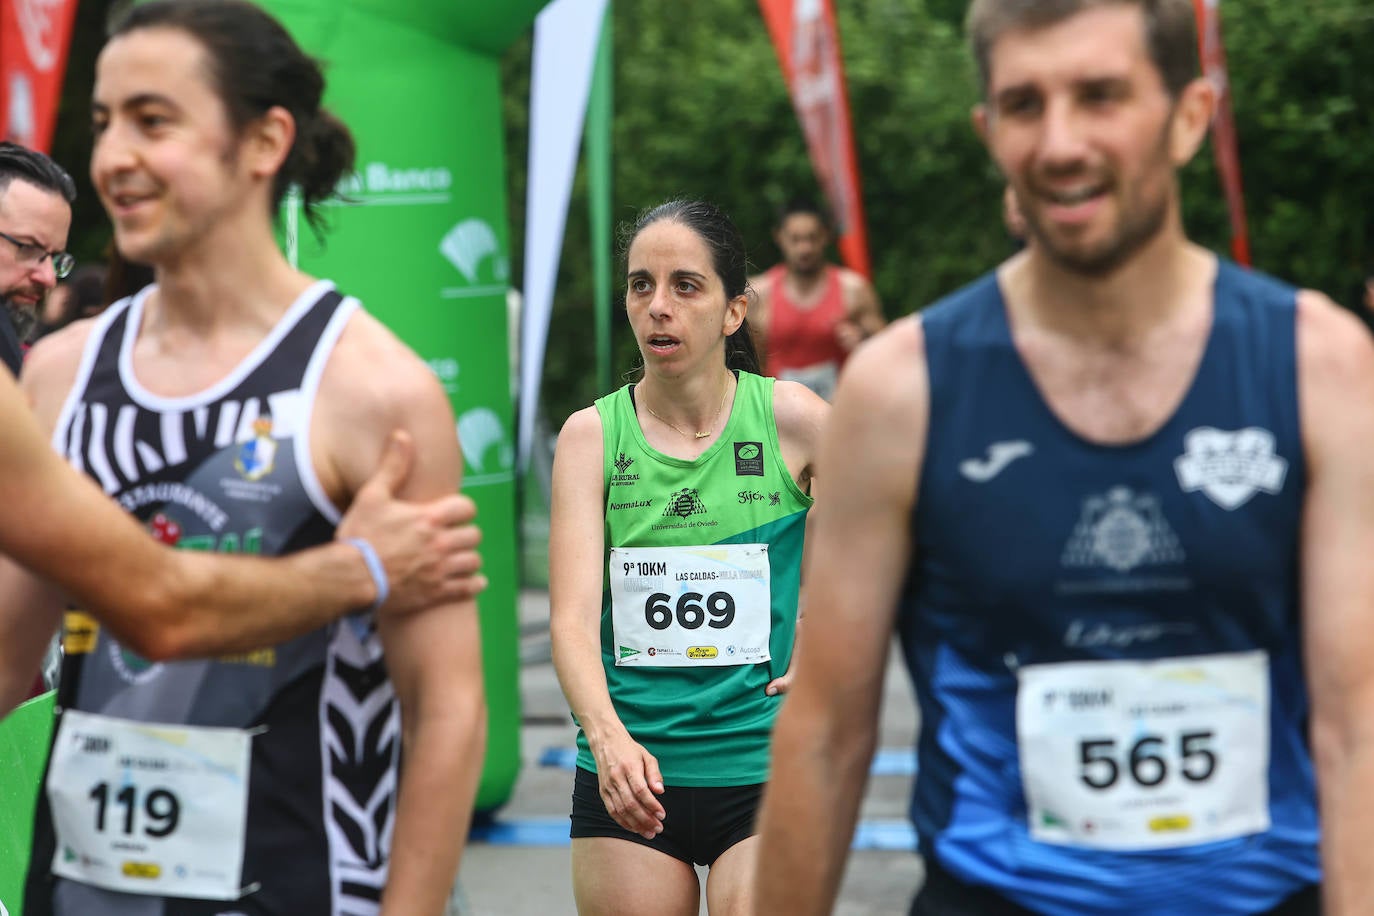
[55,0,1374,431]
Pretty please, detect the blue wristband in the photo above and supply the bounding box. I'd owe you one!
[343,537,390,612]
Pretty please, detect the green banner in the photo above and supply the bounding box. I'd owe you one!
[0,692,55,914]
[262,0,548,811]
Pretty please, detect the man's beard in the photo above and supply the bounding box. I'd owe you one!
[1,294,40,342]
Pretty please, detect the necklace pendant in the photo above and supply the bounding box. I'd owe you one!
[694,431,710,439]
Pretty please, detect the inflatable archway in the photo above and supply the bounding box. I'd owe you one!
[260,0,552,812]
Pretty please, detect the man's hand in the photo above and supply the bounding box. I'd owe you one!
[834,318,866,353]
[337,430,487,615]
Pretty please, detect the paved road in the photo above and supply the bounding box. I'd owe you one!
[453,591,926,915]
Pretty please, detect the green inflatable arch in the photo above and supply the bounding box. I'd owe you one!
[259,0,551,814]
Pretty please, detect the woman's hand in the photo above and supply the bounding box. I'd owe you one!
[591,727,667,839]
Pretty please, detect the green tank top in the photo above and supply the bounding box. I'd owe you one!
[576,370,813,786]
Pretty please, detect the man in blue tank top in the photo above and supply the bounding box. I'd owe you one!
[756,2,1374,914]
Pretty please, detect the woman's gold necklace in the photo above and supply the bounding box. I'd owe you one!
[644,376,731,440]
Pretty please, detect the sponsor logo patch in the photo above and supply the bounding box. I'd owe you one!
[734,441,764,476]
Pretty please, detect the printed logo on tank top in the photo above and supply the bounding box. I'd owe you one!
[650,487,719,532]
[107,639,164,686]
[223,414,287,504]
[1056,486,1192,594]
[609,498,653,512]
[234,415,278,481]
[733,441,764,476]
[610,451,640,487]
[1174,426,1288,510]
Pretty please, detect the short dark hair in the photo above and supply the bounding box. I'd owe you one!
[622,199,761,375]
[0,142,76,204]
[108,0,355,232]
[966,0,1199,99]
[773,197,831,232]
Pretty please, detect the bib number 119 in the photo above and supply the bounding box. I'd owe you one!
[89,781,181,838]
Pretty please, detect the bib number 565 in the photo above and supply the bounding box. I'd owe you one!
[1078,730,1217,790]
[644,592,735,631]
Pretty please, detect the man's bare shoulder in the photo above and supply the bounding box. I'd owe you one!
[747,270,775,302]
[323,307,448,419]
[1295,289,1374,387]
[23,316,103,426]
[836,266,874,290]
[314,305,459,500]
[826,315,927,452]
[837,266,879,297]
[844,315,924,391]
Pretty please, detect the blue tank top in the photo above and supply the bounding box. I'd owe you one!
[900,260,1317,915]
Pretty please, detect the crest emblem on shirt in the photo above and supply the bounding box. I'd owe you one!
[663,488,707,519]
[1173,426,1287,510]
[1062,486,1185,574]
[235,416,277,482]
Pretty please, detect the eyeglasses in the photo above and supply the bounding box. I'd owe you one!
[0,230,74,279]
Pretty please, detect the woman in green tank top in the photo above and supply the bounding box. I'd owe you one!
[550,200,828,914]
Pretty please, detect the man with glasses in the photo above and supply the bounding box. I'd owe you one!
[0,142,76,375]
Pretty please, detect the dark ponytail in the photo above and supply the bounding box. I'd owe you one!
[287,109,355,228]
[726,317,761,375]
[109,0,355,232]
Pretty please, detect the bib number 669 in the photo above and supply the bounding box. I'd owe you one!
[644,592,735,631]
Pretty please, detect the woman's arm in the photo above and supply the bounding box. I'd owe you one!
[549,406,665,839]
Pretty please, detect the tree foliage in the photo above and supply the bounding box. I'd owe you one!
[502,0,1374,428]
[49,0,1374,430]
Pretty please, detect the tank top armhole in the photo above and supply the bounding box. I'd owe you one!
[50,292,141,454]
[295,296,362,525]
[758,373,815,508]
[593,388,627,504]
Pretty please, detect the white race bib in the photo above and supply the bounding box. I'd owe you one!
[779,362,839,401]
[1017,651,1270,851]
[609,544,771,667]
[47,710,254,899]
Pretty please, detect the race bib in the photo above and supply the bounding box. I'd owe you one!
[779,362,839,401]
[47,710,254,900]
[609,544,771,667]
[1017,651,1270,851]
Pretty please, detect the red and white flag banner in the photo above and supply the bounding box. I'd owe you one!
[758,0,872,277]
[0,0,80,153]
[1194,0,1250,266]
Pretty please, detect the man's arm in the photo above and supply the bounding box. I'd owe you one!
[0,358,484,715]
[317,315,485,916]
[836,269,887,352]
[755,317,926,913]
[1295,291,1374,915]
